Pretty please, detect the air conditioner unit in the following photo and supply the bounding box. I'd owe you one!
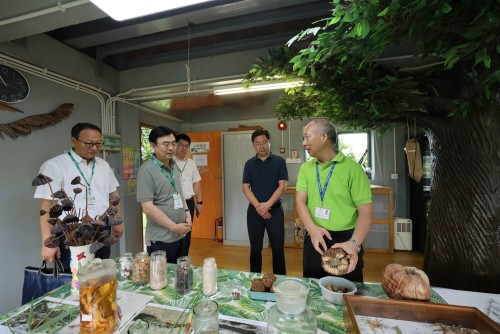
[394,217,413,251]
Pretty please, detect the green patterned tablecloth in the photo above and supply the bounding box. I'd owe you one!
[0,264,446,333]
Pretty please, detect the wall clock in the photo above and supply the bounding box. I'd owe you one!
[0,64,30,103]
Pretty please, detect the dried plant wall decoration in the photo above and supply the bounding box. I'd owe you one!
[0,103,73,139]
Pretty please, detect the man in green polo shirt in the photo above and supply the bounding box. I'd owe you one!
[296,119,372,281]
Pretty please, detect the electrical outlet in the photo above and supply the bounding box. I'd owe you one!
[391,173,399,180]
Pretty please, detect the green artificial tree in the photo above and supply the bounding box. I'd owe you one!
[246,0,499,292]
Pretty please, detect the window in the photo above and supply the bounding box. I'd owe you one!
[305,131,372,177]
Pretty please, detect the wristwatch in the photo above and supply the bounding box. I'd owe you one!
[197,201,203,205]
[350,238,361,253]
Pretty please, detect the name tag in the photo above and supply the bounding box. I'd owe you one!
[173,193,183,209]
[315,207,330,220]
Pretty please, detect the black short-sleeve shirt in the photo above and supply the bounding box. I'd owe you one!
[242,154,288,202]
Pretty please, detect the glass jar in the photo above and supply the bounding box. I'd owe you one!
[149,250,167,289]
[267,278,317,334]
[119,252,133,279]
[132,252,150,284]
[79,259,118,334]
[175,256,193,294]
[193,300,219,334]
[202,257,217,296]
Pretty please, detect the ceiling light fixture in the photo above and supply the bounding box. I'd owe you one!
[214,81,304,96]
[89,0,215,21]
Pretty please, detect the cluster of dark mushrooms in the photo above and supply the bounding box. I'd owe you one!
[32,173,123,254]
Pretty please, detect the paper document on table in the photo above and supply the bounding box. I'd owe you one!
[119,303,270,334]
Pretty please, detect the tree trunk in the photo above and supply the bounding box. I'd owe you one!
[423,108,500,293]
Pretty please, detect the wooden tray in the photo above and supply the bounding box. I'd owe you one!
[343,295,499,334]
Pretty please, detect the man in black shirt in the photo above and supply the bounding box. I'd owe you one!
[242,129,288,275]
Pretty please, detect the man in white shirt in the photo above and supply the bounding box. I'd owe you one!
[34,123,123,271]
[174,133,202,256]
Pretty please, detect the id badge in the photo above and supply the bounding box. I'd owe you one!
[315,206,330,220]
[86,193,97,211]
[173,193,183,209]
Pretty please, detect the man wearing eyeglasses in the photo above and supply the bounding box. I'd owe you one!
[243,129,288,275]
[174,133,202,256]
[34,123,123,271]
[137,126,192,263]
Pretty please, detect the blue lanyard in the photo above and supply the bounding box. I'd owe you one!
[68,152,95,189]
[316,161,336,206]
[151,156,177,192]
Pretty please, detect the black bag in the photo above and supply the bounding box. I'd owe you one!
[22,259,72,305]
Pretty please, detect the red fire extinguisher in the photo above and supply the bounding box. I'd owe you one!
[215,217,223,242]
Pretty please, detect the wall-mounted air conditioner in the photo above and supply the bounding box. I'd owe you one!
[394,217,413,251]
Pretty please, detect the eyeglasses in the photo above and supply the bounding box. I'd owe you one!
[157,141,177,148]
[75,138,104,148]
[253,140,269,147]
[177,143,190,148]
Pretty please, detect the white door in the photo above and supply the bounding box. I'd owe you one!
[222,131,268,247]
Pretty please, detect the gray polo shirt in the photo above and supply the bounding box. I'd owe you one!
[137,156,185,245]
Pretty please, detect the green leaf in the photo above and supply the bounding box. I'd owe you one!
[357,20,371,39]
[441,3,452,13]
[236,296,266,313]
[377,7,389,17]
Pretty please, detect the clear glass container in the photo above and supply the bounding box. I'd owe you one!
[119,252,133,279]
[202,257,217,296]
[79,259,118,334]
[132,252,150,284]
[149,250,167,289]
[175,256,193,294]
[267,277,317,334]
[193,300,219,334]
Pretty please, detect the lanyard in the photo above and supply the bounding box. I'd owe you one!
[151,157,177,192]
[176,158,188,175]
[316,161,336,206]
[68,152,95,189]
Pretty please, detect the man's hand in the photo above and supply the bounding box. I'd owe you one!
[332,241,359,273]
[255,202,271,216]
[195,203,202,216]
[171,223,192,235]
[113,224,124,238]
[307,225,332,255]
[41,245,60,263]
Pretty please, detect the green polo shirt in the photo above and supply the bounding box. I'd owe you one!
[296,151,372,231]
[137,156,185,246]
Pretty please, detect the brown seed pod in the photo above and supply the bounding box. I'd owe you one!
[321,248,350,276]
[261,273,276,288]
[251,278,266,292]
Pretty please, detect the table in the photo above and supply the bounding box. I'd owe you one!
[1,265,498,333]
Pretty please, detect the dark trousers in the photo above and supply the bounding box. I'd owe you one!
[247,204,286,275]
[147,239,184,264]
[181,197,196,256]
[303,229,364,282]
[58,236,110,272]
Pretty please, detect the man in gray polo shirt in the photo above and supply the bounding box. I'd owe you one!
[137,126,192,263]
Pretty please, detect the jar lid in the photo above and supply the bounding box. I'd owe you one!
[78,258,116,281]
[273,277,309,298]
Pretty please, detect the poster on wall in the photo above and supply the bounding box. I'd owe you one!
[190,142,210,153]
[128,180,137,195]
[122,147,140,180]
